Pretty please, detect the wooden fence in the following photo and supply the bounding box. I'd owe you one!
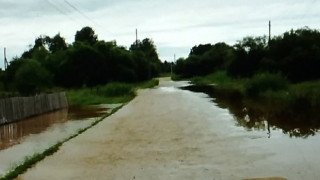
[0,92,68,125]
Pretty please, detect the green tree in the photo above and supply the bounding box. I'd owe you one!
[228,36,268,78]
[130,38,161,79]
[174,42,235,77]
[75,26,98,45]
[14,59,52,95]
[57,42,104,87]
[47,33,68,53]
[189,44,212,56]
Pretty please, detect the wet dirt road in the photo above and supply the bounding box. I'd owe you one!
[16,78,319,180]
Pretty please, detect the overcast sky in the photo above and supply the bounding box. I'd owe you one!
[1,0,320,69]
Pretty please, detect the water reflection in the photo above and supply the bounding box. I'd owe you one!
[0,109,68,150]
[0,105,109,150]
[67,105,108,120]
[181,85,320,138]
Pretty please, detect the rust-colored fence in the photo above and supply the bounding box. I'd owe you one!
[0,92,68,125]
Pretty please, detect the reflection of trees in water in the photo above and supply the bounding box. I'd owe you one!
[0,109,68,150]
[182,85,320,138]
[234,107,319,138]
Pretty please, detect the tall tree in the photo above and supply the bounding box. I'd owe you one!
[75,26,98,45]
[48,33,68,53]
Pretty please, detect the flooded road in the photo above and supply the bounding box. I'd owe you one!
[0,104,119,177]
[16,78,320,180]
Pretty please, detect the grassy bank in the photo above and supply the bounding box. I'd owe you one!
[67,79,159,106]
[189,71,320,111]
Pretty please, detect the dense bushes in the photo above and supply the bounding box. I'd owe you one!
[96,83,134,97]
[14,60,52,95]
[66,79,159,106]
[246,73,289,97]
[175,27,320,83]
[175,43,234,77]
[3,26,163,95]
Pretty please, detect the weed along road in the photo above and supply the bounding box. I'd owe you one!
[16,78,320,180]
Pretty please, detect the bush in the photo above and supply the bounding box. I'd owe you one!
[14,60,52,95]
[291,80,320,107]
[246,73,289,97]
[97,82,134,97]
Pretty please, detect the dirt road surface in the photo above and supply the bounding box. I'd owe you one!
[16,78,305,180]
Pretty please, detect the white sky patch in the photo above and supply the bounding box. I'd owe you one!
[1,0,320,69]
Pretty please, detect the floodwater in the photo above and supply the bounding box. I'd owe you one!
[15,79,320,180]
[181,85,320,138]
[0,104,120,177]
[0,105,109,150]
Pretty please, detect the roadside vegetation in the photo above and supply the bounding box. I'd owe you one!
[67,79,159,106]
[190,71,320,111]
[0,26,168,97]
[174,27,320,110]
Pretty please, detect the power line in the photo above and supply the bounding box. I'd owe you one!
[62,0,103,28]
[44,0,83,26]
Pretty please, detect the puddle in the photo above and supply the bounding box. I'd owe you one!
[0,104,113,151]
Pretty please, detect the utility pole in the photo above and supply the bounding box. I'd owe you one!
[135,28,138,45]
[171,53,175,78]
[268,20,271,43]
[4,48,8,70]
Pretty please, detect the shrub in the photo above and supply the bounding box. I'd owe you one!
[14,60,52,95]
[97,82,134,97]
[246,73,289,97]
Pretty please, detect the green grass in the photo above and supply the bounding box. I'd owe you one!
[134,79,159,89]
[191,71,247,94]
[290,80,320,107]
[171,74,184,81]
[67,79,159,106]
[245,73,289,98]
[0,105,124,180]
[189,71,320,109]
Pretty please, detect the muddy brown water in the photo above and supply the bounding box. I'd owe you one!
[0,104,115,176]
[15,79,320,180]
[0,105,108,150]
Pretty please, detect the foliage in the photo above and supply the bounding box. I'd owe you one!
[75,26,98,45]
[191,71,246,93]
[97,82,134,97]
[246,73,289,97]
[175,43,234,77]
[47,33,68,53]
[2,26,164,95]
[66,79,159,106]
[14,60,52,95]
[174,27,320,83]
[130,38,162,79]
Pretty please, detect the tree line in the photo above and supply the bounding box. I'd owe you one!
[175,27,320,83]
[1,26,166,95]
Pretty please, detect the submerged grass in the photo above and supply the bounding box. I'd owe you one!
[0,105,124,180]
